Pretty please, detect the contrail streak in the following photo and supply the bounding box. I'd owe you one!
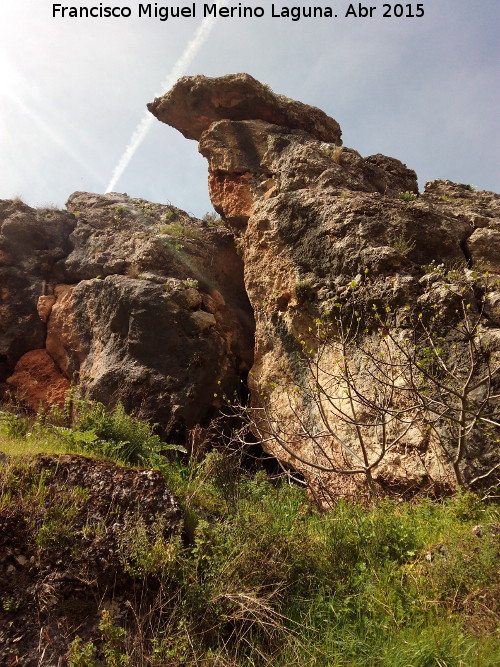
[106,0,229,193]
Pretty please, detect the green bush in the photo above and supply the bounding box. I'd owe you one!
[117,515,182,578]
[0,411,29,438]
[59,400,185,467]
[69,610,129,667]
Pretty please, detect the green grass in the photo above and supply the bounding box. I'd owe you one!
[0,400,185,466]
[397,191,418,202]
[158,223,201,238]
[439,195,476,208]
[1,404,498,665]
[0,410,66,458]
[0,433,65,458]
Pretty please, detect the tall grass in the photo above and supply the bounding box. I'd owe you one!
[0,398,184,466]
[0,404,498,665]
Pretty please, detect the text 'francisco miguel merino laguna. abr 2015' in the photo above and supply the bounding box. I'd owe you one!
[51,4,425,20]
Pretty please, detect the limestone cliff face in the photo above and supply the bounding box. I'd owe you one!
[150,73,500,499]
[0,193,254,440]
[2,74,498,500]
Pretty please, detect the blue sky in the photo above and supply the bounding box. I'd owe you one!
[1,1,499,216]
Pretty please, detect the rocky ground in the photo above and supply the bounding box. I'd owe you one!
[0,454,182,666]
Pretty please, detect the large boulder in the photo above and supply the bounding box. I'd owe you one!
[5,349,70,410]
[0,193,254,440]
[0,201,75,382]
[0,267,45,382]
[148,72,342,144]
[151,74,500,500]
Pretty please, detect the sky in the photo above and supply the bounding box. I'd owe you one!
[1,1,499,217]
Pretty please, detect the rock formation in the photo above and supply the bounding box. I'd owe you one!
[150,73,500,501]
[148,72,342,143]
[1,73,498,500]
[0,193,254,440]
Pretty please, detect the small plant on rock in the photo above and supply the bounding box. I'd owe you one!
[182,278,199,290]
[114,204,128,218]
[387,231,416,256]
[159,223,201,239]
[202,211,223,227]
[320,145,344,164]
[125,264,141,279]
[397,191,418,202]
[294,280,314,302]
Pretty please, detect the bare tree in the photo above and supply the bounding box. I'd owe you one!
[230,295,499,499]
[383,297,500,489]
[234,305,423,498]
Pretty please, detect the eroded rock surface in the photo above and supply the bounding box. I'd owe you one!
[148,72,342,143]
[152,73,500,501]
[0,193,254,439]
[5,349,70,410]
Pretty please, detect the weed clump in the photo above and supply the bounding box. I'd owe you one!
[159,223,201,239]
[386,230,416,256]
[0,404,498,665]
[58,399,184,467]
[397,191,418,202]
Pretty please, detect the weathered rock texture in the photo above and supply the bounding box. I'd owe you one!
[148,72,342,144]
[0,199,73,382]
[30,453,182,524]
[1,74,498,501]
[0,193,254,440]
[151,73,500,501]
[5,349,70,411]
[0,454,182,665]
